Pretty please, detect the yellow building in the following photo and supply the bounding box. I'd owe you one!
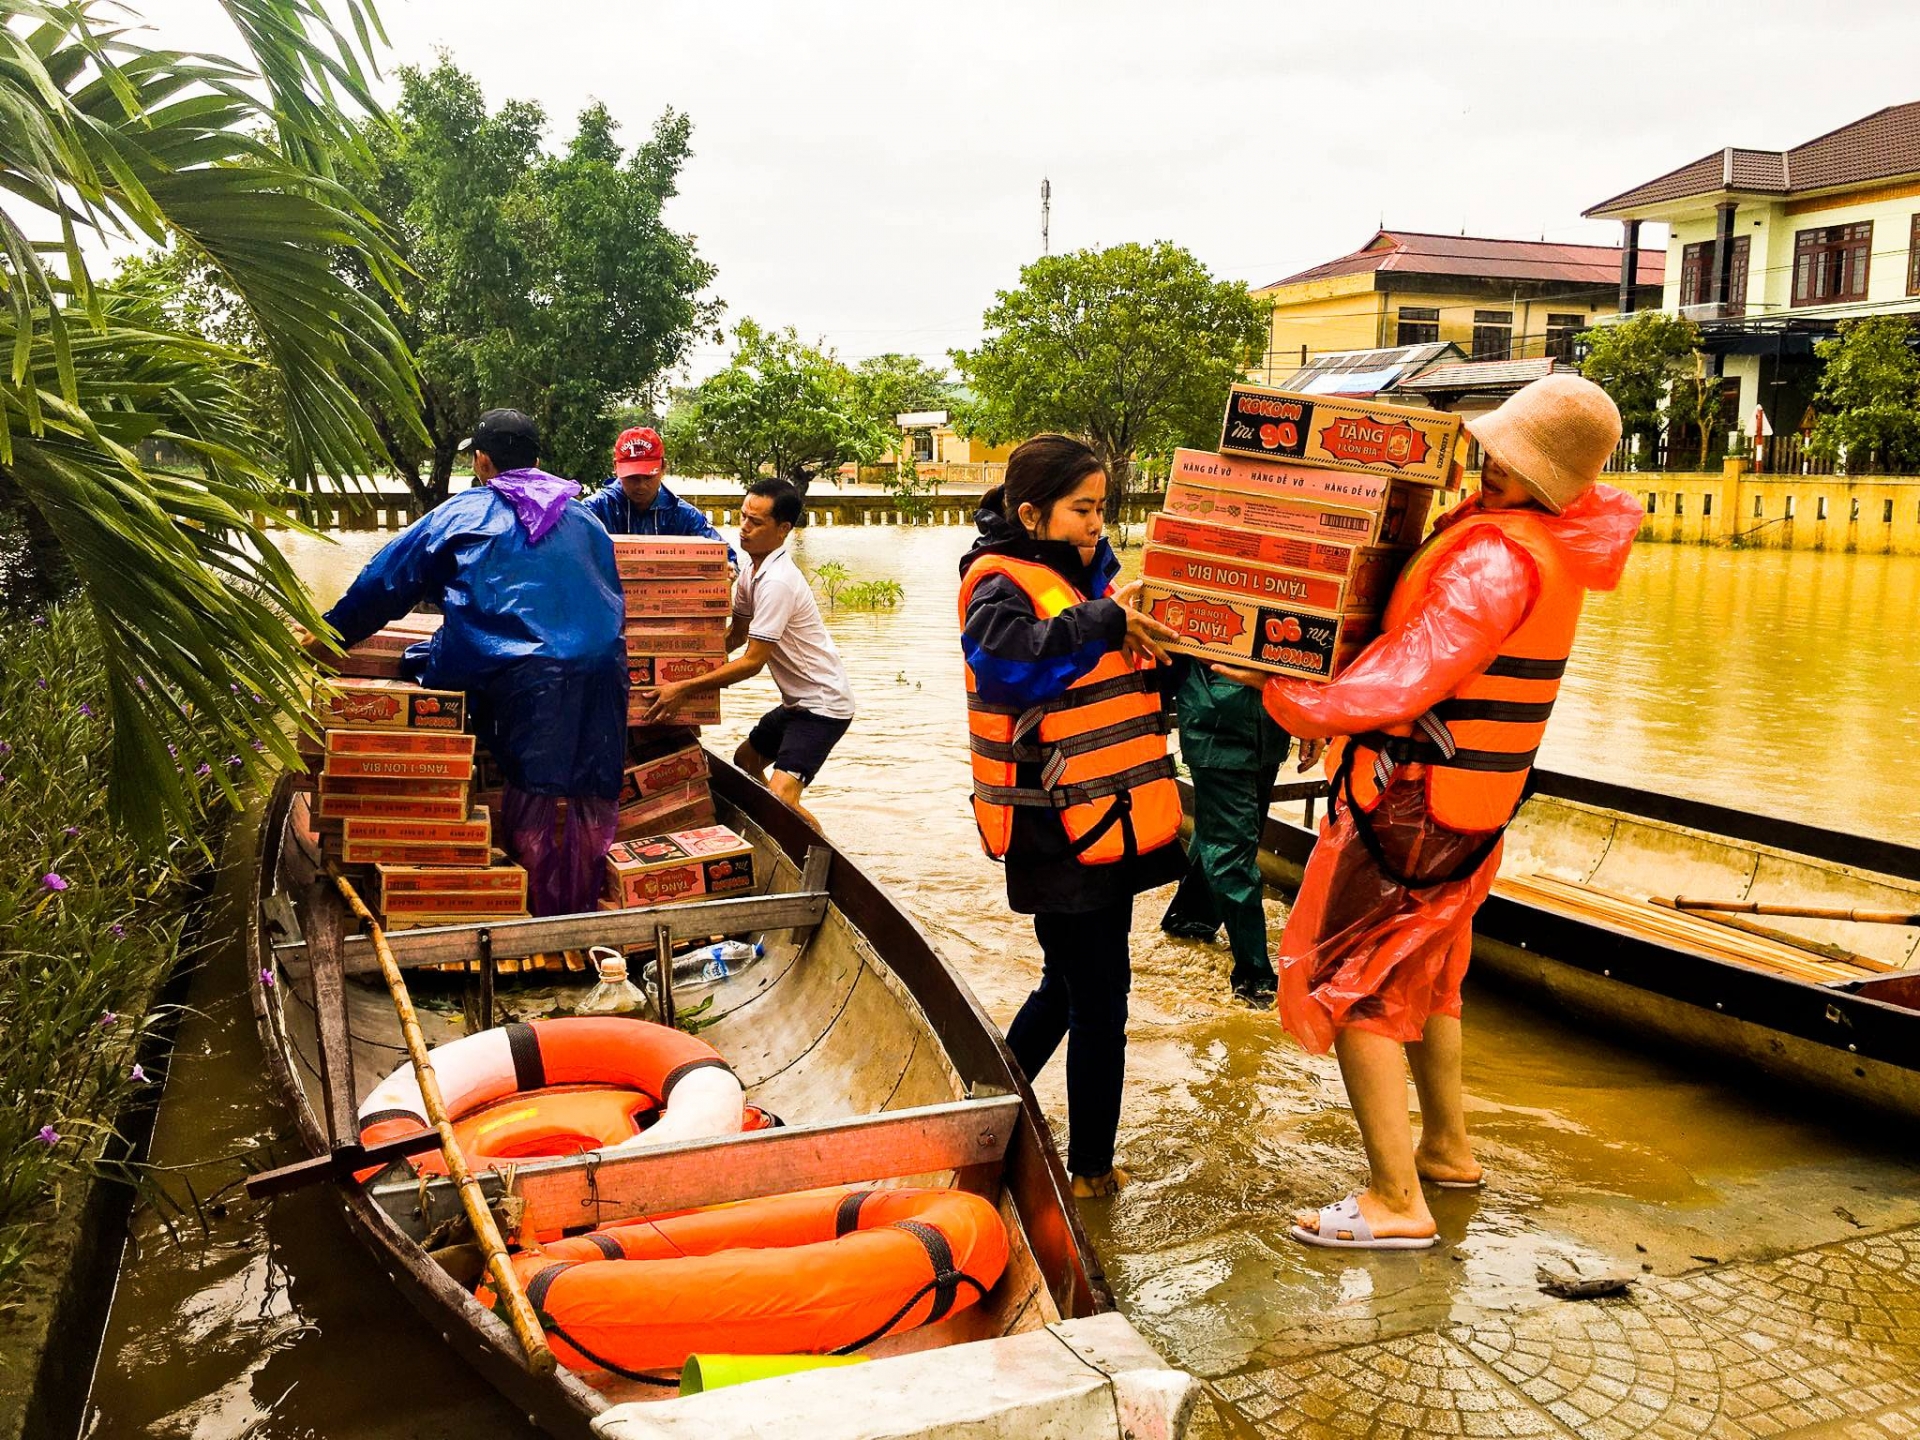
[1254,229,1664,383]
[1585,101,1920,457]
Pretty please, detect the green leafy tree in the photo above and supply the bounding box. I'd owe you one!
[663,321,887,498]
[1579,312,1701,466]
[849,353,954,432]
[951,242,1266,525]
[1809,317,1920,474]
[0,0,419,841]
[341,60,718,502]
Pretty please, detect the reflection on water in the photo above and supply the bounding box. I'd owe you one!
[87,524,1920,1433]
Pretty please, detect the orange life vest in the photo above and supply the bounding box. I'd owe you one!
[1333,507,1582,835]
[958,555,1180,865]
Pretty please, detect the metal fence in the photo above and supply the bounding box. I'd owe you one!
[1602,433,1843,475]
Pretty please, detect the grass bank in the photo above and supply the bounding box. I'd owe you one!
[0,607,230,1295]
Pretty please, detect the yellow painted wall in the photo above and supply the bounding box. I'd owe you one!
[1259,276,1622,382]
[1578,471,1920,553]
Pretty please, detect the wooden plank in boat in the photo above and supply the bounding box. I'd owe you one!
[368,1095,1021,1242]
[272,891,829,975]
[305,884,359,1149]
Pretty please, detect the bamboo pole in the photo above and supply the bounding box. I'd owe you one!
[328,869,556,1377]
[1670,897,1920,927]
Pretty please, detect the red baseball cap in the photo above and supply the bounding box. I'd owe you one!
[613,426,665,478]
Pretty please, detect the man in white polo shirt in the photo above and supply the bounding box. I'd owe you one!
[639,477,855,828]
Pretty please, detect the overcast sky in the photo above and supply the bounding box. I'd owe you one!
[137,0,1920,378]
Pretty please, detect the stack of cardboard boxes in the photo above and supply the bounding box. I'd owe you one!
[1141,386,1463,679]
[615,536,730,731]
[602,824,756,913]
[309,679,530,930]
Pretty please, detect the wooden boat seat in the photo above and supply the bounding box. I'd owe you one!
[1497,873,1894,986]
[366,1094,1024,1244]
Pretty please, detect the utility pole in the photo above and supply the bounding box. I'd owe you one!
[1040,177,1050,256]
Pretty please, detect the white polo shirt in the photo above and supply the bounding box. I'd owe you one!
[733,547,856,720]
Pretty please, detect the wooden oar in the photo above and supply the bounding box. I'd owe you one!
[1650,898,1901,974]
[329,867,556,1378]
[1671,897,1920,926]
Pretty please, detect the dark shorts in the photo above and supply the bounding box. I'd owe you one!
[745,705,852,786]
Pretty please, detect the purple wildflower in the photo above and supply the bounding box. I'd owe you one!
[36,678,47,690]
[167,743,177,758]
[194,762,211,778]
[78,702,93,718]
[259,967,275,988]
[99,1011,118,1026]
[109,924,126,939]
[250,739,265,752]
[31,615,46,627]
[130,1064,148,1083]
[0,741,10,757]
[252,694,266,705]
[226,754,242,768]
[135,676,148,691]
[229,683,241,694]
[36,1125,58,1146]
[64,825,79,837]
[43,873,68,892]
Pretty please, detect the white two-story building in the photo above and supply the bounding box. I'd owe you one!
[1585,102,1920,458]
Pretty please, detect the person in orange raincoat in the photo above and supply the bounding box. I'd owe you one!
[1214,373,1642,1250]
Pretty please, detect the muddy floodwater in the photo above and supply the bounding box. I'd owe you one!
[83,524,1920,1436]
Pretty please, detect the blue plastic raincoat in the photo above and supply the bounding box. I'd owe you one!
[322,473,629,800]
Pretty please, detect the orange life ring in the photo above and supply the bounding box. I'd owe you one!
[356,1016,753,1179]
[480,1186,1009,1377]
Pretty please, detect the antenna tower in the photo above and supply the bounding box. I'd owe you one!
[1041,177,1051,255]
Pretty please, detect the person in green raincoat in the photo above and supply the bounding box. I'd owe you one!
[1160,658,1292,1004]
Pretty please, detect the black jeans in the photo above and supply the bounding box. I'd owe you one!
[1005,898,1133,1178]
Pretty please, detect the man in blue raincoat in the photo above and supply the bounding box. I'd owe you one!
[318,409,628,916]
[582,425,737,567]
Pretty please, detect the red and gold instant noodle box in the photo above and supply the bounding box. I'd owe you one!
[339,808,491,851]
[628,655,721,689]
[622,579,731,618]
[376,862,528,906]
[316,791,471,822]
[611,536,731,581]
[1142,546,1399,614]
[624,617,729,656]
[1141,582,1375,682]
[323,729,476,759]
[321,752,475,782]
[1218,386,1463,486]
[314,679,467,733]
[604,826,756,909]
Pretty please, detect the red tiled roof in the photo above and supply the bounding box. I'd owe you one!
[1261,230,1662,291]
[1587,102,1920,216]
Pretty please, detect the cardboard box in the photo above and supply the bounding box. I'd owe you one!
[318,774,469,801]
[619,743,710,806]
[604,826,756,909]
[334,614,443,679]
[316,792,471,822]
[628,693,721,727]
[1162,477,1431,548]
[345,840,493,867]
[628,655,722,689]
[1218,387,1462,486]
[623,618,730,656]
[1143,546,1378,615]
[377,862,528,903]
[321,753,475,781]
[622,579,733,618]
[1171,446,1396,510]
[618,778,713,830]
[614,794,717,841]
[314,679,467,733]
[612,537,731,580]
[1145,514,1409,600]
[324,729,476,759]
[385,909,529,931]
[340,808,490,849]
[1140,581,1376,681]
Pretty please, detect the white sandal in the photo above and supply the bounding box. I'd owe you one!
[1289,1194,1437,1250]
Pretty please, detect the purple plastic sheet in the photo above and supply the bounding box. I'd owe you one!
[500,785,618,917]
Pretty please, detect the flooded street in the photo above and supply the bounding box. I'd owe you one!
[84,521,1920,1436]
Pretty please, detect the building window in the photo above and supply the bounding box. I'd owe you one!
[1786,495,1797,519]
[1817,495,1829,520]
[1472,310,1512,360]
[1545,314,1585,362]
[1645,492,1657,514]
[1793,222,1871,306]
[1754,495,1765,518]
[1887,499,1897,523]
[1911,215,1920,296]
[1396,306,1440,346]
[1850,497,1861,522]
[1678,236,1749,315]
[1703,492,1714,518]
[1675,494,1685,516]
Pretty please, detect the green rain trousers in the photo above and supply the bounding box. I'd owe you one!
[1162,662,1291,990]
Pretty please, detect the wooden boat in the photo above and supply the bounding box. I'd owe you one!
[249,758,1197,1439]
[1219,768,1920,1121]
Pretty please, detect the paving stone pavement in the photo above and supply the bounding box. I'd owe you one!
[1209,1224,1920,1440]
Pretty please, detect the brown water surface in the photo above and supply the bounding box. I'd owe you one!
[84,525,1920,1434]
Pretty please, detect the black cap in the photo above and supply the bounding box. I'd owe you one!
[460,408,540,470]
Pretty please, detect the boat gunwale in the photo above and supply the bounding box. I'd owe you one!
[247,757,1108,1435]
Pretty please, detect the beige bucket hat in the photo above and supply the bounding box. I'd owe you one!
[1464,373,1621,513]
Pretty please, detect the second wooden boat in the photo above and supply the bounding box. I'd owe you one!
[1214,768,1920,1121]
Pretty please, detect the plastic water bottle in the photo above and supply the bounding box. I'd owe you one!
[680,940,764,984]
[578,947,652,1018]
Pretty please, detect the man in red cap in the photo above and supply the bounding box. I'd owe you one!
[583,425,737,566]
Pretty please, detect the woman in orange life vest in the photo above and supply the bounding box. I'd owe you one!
[1215,374,1643,1250]
[957,434,1185,1198]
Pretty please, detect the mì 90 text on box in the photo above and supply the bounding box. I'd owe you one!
[1218,386,1463,485]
